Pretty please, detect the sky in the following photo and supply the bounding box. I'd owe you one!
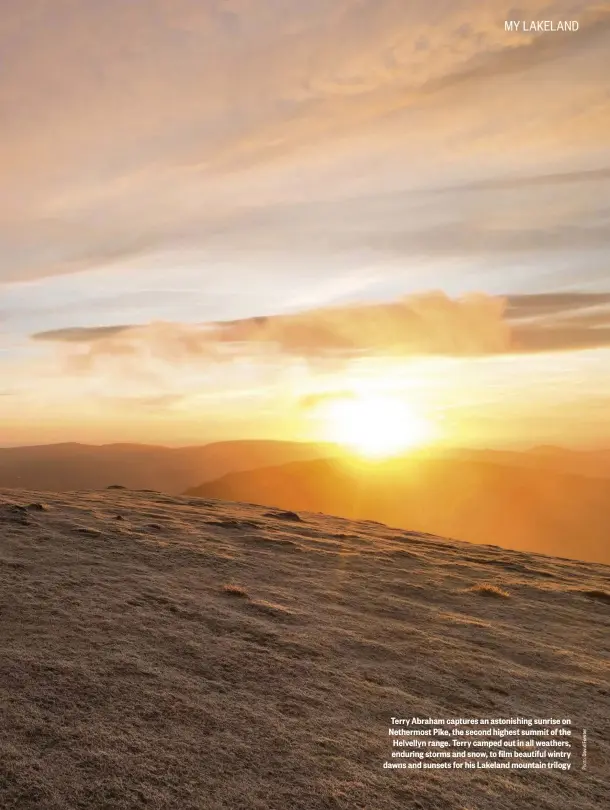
[1,0,609,448]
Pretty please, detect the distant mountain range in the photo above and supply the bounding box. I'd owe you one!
[185,451,610,564]
[3,440,609,562]
[449,446,610,480]
[0,440,336,495]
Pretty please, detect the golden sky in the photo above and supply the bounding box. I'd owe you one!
[1,1,609,447]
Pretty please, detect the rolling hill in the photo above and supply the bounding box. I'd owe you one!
[185,455,610,564]
[0,440,335,495]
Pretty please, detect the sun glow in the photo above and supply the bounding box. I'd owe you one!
[316,394,435,458]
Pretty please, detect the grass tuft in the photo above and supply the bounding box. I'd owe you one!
[468,583,510,598]
[222,584,249,598]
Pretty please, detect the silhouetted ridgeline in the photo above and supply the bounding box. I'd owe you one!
[0,440,335,495]
[185,455,610,565]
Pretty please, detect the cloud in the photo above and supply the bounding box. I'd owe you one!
[506,292,610,318]
[31,291,610,373]
[297,390,357,410]
[414,4,610,99]
[507,292,610,352]
[367,223,610,257]
[1,0,608,292]
[100,393,187,411]
[2,2,610,447]
[213,292,512,356]
[33,325,133,343]
[428,167,610,195]
[513,323,610,352]
[30,292,510,365]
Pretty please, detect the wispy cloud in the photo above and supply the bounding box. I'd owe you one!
[33,325,133,343]
[2,1,609,445]
[1,0,608,287]
[31,291,610,369]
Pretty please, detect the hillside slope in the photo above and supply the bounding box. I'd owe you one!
[185,457,610,564]
[0,440,333,495]
[1,488,608,810]
[444,447,610,480]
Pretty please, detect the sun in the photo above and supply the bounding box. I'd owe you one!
[315,394,434,458]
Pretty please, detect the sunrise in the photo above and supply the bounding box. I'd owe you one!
[309,393,436,457]
[1,2,608,808]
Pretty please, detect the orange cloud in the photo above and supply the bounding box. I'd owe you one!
[33,291,610,376]
[32,292,511,369]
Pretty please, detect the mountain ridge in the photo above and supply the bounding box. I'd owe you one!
[0,440,336,495]
[185,455,610,564]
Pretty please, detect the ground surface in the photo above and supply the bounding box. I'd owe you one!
[1,488,609,809]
